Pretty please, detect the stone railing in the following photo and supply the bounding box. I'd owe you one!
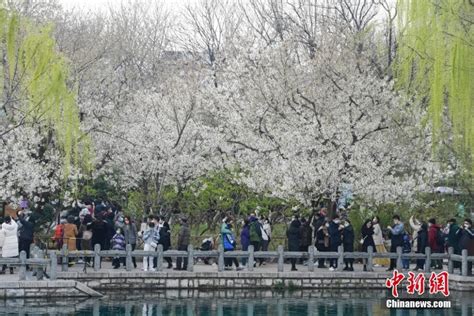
[0,246,52,280]
[1,245,473,281]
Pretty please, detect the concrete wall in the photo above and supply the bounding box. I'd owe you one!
[57,271,474,292]
[1,271,471,298]
[0,280,102,298]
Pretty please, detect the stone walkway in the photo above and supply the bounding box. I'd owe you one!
[1,259,454,282]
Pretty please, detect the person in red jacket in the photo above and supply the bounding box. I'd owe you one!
[428,218,443,269]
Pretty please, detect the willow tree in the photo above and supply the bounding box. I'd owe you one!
[395,0,474,171]
[0,5,91,199]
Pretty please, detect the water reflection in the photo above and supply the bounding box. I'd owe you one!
[0,290,473,316]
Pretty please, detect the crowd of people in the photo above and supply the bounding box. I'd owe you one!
[301,209,474,274]
[0,199,473,275]
[52,206,185,272]
[219,209,474,274]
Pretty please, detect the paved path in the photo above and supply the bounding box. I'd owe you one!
[1,259,454,282]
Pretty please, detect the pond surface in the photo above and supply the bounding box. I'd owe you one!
[0,289,473,315]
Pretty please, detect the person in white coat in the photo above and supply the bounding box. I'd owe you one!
[0,216,19,274]
[409,215,422,251]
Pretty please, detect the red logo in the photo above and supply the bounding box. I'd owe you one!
[429,271,450,297]
[385,270,405,297]
[407,271,425,295]
[385,270,450,298]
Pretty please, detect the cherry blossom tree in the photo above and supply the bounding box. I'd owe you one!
[208,3,441,207]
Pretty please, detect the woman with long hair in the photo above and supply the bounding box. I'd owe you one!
[123,215,138,268]
[361,219,376,271]
[372,216,390,267]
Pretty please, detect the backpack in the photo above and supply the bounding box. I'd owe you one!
[54,224,63,240]
[223,233,235,251]
[249,221,262,243]
[402,234,411,253]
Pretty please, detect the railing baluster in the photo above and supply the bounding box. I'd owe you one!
[367,246,374,272]
[248,245,255,272]
[277,245,284,272]
[19,251,27,281]
[396,247,403,270]
[157,244,163,272]
[337,246,344,272]
[36,247,45,280]
[424,247,431,273]
[447,247,454,274]
[187,245,194,272]
[461,249,468,277]
[308,246,315,272]
[125,244,132,271]
[50,251,57,280]
[94,244,101,271]
[61,244,68,272]
[218,245,224,272]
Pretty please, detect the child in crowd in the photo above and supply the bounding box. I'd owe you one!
[111,228,126,269]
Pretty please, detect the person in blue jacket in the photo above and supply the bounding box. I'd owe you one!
[221,218,242,271]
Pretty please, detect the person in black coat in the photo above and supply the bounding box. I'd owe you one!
[361,219,376,271]
[415,223,428,271]
[87,214,110,269]
[456,219,474,275]
[315,220,329,268]
[342,220,355,271]
[287,217,301,271]
[159,219,172,268]
[88,214,109,251]
[299,218,313,264]
[328,215,343,270]
[311,208,327,239]
[17,211,34,261]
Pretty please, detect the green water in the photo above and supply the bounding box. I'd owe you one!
[0,290,473,315]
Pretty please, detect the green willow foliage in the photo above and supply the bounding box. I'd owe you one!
[396,0,474,169]
[0,6,92,176]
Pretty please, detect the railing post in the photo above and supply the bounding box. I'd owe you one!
[248,245,255,272]
[424,247,431,273]
[31,246,39,278]
[125,244,132,271]
[367,246,374,272]
[337,245,344,272]
[308,246,315,272]
[19,251,27,281]
[61,244,68,272]
[94,244,101,272]
[277,245,284,272]
[50,251,57,280]
[396,247,403,270]
[218,245,224,272]
[35,246,45,280]
[447,247,454,274]
[461,249,468,277]
[187,244,194,272]
[157,244,163,272]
